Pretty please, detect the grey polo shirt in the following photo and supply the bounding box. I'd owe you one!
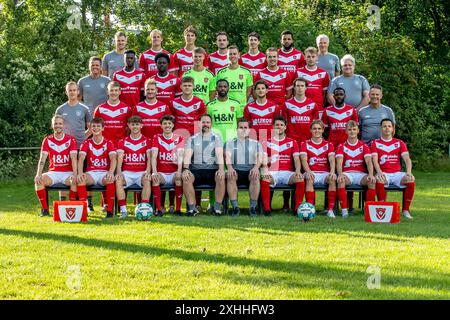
[328,74,370,108]
[77,75,110,113]
[55,102,92,148]
[187,132,223,170]
[318,52,340,80]
[358,104,396,145]
[225,137,262,171]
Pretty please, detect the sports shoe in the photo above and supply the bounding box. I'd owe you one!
[155,210,163,217]
[161,207,166,214]
[187,209,199,217]
[249,207,257,217]
[232,207,240,217]
[214,209,223,216]
[105,211,114,218]
[40,209,50,217]
[263,210,271,216]
[174,210,182,216]
[402,211,413,220]
[342,209,349,219]
[87,200,94,213]
[282,205,290,213]
[327,210,336,219]
[101,204,108,213]
[120,212,128,219]
[169,206,175,214]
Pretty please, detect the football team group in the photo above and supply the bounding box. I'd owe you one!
[34,26,416,220]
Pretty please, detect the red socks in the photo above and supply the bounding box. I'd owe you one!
[305,191,315,205]
[328,190,336,210]
[261,180,271,211]
[175,185,183,211]
[366,188,376,201]
[295,181,305,210]
[118,199,126,207]
[106,183,115,213]
[69,190,77,201]
[403,182,415,211]
[152,186,162,211]
[376,182,386,201]
[77,185,87,201]
[36,189,49,210]
[337,188,347,210]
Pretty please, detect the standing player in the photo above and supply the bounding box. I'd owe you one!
[316,34,340,81]
[150,115,185,216]
[133,78,172,139]
[208,31,230,75]
[278,30,305,72]
[78,56,110,115]
[322,87,359,149]
[139,29,177,79]
[103,31,136,78]
[112,50,146,108]
[77,118,117,218]
[295,47,330,118]
[34,115,78,216]
[150,52,181,106]
[371,119,415,219]
[254,48,293,107]
[244,80,281,141]
[215,45,253,118]
[115,116,152,219]
[183,47,216,104]
[93,81,133,147]
[300,120,337,218]
[260,116,305,216]
[173,25,208,77]
[335,120,376,218]
[240,32,267,78]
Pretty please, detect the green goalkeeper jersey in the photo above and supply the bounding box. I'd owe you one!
[182,68,216,104]
[207,98,241,142]
[215,66,253,117]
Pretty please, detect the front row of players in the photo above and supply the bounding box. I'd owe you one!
[35,114,415,219]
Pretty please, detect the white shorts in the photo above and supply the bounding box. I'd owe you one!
[305,171,329,186]
[343,172,367,186]
[123,171,145,188]
[45,171,73,185]
[86,170,107,186]
[159,172,177,186]
[384,172,406,188]
[269,170,295,187]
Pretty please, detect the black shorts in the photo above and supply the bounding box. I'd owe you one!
[191,169,217,186]
[235,169,251,187]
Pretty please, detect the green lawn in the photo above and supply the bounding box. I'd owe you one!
[0,172,449,300]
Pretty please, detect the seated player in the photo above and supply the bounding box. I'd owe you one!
[300,120,337,218]
[335,120,376,218]
[76,118,117,218]
[260,116,305,216]
[34,115,78,217]
[150,115,185,217]
[115,116,152,219]
[371,119,415,219]
[225,118,263,217]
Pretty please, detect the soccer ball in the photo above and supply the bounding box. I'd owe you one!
[135,203,154,221]
[297,202,316,221]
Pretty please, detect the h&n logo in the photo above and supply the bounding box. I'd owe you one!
[376,207,386,220]
[65,208,77,220]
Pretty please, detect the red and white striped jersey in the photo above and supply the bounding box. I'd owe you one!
[295,66,330,111]
[93,101,133,147]
[335,140,371,173]
[79,137,116,172]
[282,97,319,143]
[254,67,293,106]
[133,100,172,139]
[322,104,358,147]
[169,96,206,136]
[173,48,208,77]
[208,51,230,75]
[138,48,177,79]
[151,133,184,173]
[239,51,267,77]
[112,68,146,108]
[149,73,181,106]
[262,136,300,172]
[244,99,281,141]
[300,139,335,173]
[117,135,151,172]
[370,138,409,173]
[41,134,77,172]
[278,48,305,72]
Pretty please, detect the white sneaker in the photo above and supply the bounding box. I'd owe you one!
[327,210,336,219]
[169,205,175,214]
[342,209,349,219]
[120,212,128,219]
[101,204,108,212]
[402,211,413,220]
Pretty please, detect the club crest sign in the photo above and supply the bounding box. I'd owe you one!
[53,201,88,223]
[364,201,400,223]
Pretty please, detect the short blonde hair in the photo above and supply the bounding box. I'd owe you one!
[65,81,78,91]
[52,114,65,124]
[304,47,318,55]
[310,119,325,129]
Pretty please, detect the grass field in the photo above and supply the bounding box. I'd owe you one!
[0,172,449,300]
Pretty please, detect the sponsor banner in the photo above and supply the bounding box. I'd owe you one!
[364,201,400,224]
[53,201,88,223]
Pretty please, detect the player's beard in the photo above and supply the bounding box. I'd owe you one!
[202,126,210,133]
[218,91,227,98]
[283,43,293,51]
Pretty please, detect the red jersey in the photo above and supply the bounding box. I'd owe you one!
[278,48,305,72]
[150,73,181,105]
[133,100,172,138]
[322,104,358,147]
[79,138,116,172]
[173,48,208,77]
[239,52,267,77]
[117,135,151,172]
[263,136,300,172]
[170,96,206,136]
[300,139,335,173]
[370,138,409,173]
[208,51,229,75]
[335,140,371,173]
[151,133,184,173]
[112,68,146,108]
[93,101,133,146]
[254,67,293,106]
[295,66,330,111]
[243,99,281,141]
[138,48,177,79]
[283,97,319,143]
[41,134,77,172]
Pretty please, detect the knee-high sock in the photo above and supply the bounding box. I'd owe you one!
[328,190,336,210]
[366,188,376,202]
[295,181,305,210]
[337,187,347,210]
[36,189,48,210]
[175,185,183,211]
[106,183,115,213]
[168,190,175,207]
[403,182,415,211]
[101,191,106,206]
[282,191,290,207]
[77,185,87,201]
[305,191,315,205]
[152,186,161,211]
[69,190,77,201]
[161,191,167,208]
[376,182,386,201]
[261,181,271,211]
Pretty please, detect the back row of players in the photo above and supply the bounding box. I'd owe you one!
[34,27,415,219]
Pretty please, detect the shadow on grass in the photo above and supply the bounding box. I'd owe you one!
[0,228,448,299]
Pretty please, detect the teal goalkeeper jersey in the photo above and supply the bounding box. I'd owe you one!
[182,68,216,104]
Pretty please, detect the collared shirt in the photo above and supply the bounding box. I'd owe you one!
[187,132,223,170]
[225,137,262,171]
[358,104,396,144]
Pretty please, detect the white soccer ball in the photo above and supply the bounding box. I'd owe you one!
[135,203,154,221]
[297,202,316,221]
